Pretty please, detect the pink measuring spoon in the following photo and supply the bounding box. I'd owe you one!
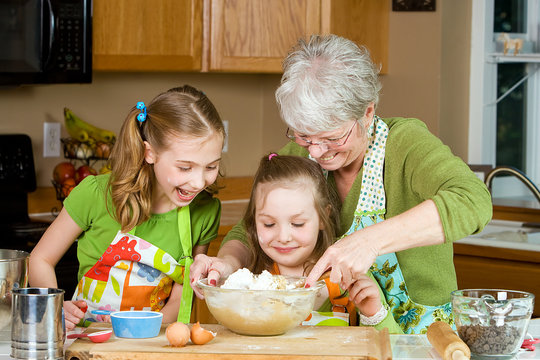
[67,329,113,343]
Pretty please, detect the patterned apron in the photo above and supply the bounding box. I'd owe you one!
[74,206,194,324]
[341,116,453,334]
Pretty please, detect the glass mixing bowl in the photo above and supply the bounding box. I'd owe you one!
[197,276,325,336]
[451,289,534,358]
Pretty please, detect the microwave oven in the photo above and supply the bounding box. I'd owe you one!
[0,0,92,85]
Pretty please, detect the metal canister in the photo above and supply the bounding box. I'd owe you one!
[11,288,65,360]
[0,249,29,330]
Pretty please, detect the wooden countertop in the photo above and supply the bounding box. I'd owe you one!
[27,176,252,219]
[492,197,540,223]
[493,197,540,210]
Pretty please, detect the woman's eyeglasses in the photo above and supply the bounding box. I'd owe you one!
[285,121,357,148]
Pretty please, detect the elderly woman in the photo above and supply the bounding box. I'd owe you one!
[191,34,492,334]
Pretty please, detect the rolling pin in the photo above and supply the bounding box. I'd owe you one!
[427,321,471,360]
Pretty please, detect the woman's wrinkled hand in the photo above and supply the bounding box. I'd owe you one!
[305,230,379,289]
[189,254,235,299]
[63,300,87,331]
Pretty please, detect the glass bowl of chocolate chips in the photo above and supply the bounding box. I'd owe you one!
[451,289,535,358]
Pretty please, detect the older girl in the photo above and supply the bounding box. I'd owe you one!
[30,85,225,329]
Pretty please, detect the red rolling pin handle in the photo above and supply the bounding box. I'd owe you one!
[427,321,471,360]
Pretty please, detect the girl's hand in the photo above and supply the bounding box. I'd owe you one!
[63,300,87,331]
[305,230,379,289]
[189,254,234,299]
[347,274,382,317]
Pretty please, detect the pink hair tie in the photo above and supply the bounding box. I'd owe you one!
[268,153,278,160]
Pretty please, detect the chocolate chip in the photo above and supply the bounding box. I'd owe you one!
[458,324,522,355]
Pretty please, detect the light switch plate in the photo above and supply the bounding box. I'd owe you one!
[44,122,61,157]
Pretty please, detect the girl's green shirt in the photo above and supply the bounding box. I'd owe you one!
[64,173,221,282]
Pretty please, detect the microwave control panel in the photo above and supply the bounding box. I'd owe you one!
[53,2,88,72]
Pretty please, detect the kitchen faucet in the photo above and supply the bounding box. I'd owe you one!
[484,166,540,204]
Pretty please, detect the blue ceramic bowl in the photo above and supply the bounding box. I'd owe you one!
[110,311,163,338]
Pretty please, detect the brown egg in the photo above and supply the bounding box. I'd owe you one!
[190,322,216,345]
[166,322,190,347]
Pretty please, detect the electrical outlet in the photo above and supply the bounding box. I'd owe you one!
[223,120,229,153]
[44,122,61,157]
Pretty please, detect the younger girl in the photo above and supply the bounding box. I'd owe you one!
[30,85,225,330]
[194,154,401,332]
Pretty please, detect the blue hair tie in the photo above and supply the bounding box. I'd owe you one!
[136,101,147,122]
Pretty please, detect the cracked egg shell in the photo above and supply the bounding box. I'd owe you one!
[190,322,216,345]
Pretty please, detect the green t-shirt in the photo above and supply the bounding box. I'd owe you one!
[224,117,492,306]
[64,174,221,282]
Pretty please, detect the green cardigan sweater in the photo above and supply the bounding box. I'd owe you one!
[224,117,492,307]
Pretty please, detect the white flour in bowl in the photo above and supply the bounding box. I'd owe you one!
[221,268,295,290]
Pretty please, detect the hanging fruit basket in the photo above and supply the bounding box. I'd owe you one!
[62,138,114,161]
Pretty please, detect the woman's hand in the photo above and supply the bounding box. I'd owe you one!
[306,230,379,290]
[305,200,445,288]
[63,300,87,331]
[347,274,382,317]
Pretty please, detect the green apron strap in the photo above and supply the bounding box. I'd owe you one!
[176,206,193,323]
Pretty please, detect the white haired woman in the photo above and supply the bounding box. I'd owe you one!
[190,34,492,334]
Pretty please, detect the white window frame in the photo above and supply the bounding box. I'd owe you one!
[469,0,540,199]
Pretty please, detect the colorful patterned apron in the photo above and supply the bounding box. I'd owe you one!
[74,206,194,324]
[271,264,357,326]
[341,116,453,334]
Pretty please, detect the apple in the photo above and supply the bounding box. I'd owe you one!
[75,165,97,184]
[53,162,76,184]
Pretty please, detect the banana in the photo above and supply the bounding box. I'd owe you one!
[64,109,89,142]
[64,108,116,143]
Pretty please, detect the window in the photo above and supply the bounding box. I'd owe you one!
[469,0,540,201]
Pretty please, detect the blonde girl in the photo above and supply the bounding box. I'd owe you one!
[30,85,225,330]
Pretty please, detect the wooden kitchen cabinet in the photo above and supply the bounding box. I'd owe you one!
[207,0,388,73]
[93,0,203,71]
[454,243,540,318]
[206,0,320,72]
[93,0,388,73]
[321,0,389,74]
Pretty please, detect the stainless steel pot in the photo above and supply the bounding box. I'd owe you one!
[0,249,29,330]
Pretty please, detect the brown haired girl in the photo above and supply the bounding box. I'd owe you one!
[193,154,401,331]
